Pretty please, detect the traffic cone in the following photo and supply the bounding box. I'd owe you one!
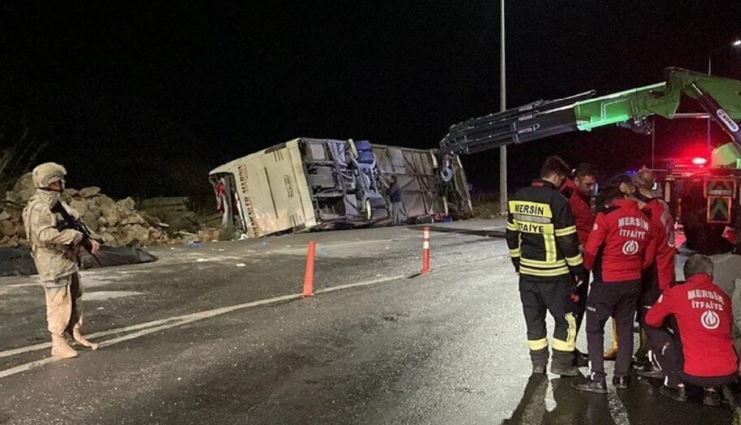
[421,226,430,274]
[302,241,316,298]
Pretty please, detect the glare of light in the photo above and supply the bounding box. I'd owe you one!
[734,39,741,47]
[692,157,708,166]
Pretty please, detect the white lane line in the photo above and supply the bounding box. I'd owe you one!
[607,386,631,425]
[0,274,410,379]
[315,275,406,295]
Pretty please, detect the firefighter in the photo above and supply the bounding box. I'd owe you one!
[631,169,676,366]
[572,182,656,393]
[642,254,738,406]
[22,163,100,359]
[506,156,585,377]
[634,167,676,292]
[560,163,597,366]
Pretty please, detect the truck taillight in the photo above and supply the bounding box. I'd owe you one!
[691,157,708,166]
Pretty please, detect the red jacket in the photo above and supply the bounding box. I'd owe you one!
[643,197,676,290]
[645,273,738,377]
[561,179,594,246]
[584,199,656,282]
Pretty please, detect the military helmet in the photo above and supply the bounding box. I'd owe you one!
[32,162,67,189]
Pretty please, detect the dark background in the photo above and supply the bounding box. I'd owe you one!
[1,0,740,204]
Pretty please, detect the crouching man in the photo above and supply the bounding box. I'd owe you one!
[642,254,738,406]
[22,162,100,359]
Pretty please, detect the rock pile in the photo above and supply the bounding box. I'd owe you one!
[1,173,171,248]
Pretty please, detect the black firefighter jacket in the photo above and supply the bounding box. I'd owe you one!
[506,179,585,280]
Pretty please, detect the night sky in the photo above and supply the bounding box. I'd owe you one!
[1,1,740,204]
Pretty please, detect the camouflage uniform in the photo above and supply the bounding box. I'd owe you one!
[22,162,98,358]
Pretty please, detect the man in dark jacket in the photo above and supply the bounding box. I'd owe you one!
[561,163,597,365]
[387,176,405,225]
[642,254,738,406]
[506,156,585,377]
[572,183,656,393]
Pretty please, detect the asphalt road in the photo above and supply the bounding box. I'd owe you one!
[0,220,734,424]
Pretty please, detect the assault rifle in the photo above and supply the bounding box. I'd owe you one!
[51,200,102,266]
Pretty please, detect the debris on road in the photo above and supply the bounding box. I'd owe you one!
[1,173,180,248]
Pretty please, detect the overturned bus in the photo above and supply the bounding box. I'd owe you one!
[208,138,472,238]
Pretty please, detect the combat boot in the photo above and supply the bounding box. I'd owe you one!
[72,326,99,350]
[51,334,78,359]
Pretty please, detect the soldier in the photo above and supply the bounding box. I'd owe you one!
[506,156,585,376]
[22,162,99,359]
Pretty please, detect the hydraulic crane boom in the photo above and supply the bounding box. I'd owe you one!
[439,68,741,179]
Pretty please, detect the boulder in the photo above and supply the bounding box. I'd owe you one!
[87,203,101,216]
[120,213,146,226]
[81,212,99,232]
[79,187,102,198]
[125,224,150,245]
[0,220,16,237]
[116,197,136,211]
[103,208,121,227]
[13,173,34,192]
[101,232,116,244]
[69,199,89,217]
[64,188,79,197]
[96,194,115,208]
[0,211,10,221]
[5,191,22,205]
[18,188,35,203]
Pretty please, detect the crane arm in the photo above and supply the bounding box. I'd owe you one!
[440,68,741,160]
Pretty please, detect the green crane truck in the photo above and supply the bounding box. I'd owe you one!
[438,67,741,255]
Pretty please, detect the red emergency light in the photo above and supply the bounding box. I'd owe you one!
[691,157,708,166]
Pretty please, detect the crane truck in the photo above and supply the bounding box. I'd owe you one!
[438,67,741,255]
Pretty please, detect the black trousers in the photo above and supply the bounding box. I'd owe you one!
[586,279,641,379]
[645,325,738,388]
[519,274,577,368]
[574,272,590,333]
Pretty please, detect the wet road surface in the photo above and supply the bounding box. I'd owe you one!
[0,220,735,424]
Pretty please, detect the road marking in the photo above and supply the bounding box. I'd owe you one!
[315,275,406,295]
[0,274,408,379]
[607,386,631,425]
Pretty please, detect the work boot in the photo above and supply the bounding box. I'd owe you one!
[635,365,664,379]
[660,385,688,402]
[72,326,99,350]
[551,350,580,377]
[612,375,630,390]
[532,364,546,375]
[572,375,608,394]
[573,349,589,367]
[530,348,549,375]
[51,334,78,359]
[703,388,722,407]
